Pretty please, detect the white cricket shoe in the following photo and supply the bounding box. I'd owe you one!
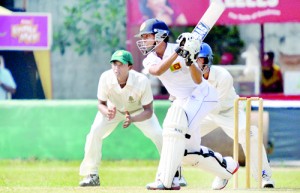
[262,178,275,188]
[212,177,229,190]
[146,179,180,190]
[177,166,187,186]
[212,157,239,190]
[79,174,100,187]
[178,176,187,187]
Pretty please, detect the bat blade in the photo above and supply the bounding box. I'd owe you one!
[192,1,226,41]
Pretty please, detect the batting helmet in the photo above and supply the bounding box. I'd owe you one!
[135,18,169,39]
[135,18,170,55]
[198,42,214,67]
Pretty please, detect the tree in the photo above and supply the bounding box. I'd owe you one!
[171,25,244,64]
[202,25,244,64]
[53,0,126,55]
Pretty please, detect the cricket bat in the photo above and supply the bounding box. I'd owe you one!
[192,1,226,41]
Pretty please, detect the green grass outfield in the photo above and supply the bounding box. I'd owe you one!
[0,160,299,193]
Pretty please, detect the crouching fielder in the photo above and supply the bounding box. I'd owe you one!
[79,50,163,187]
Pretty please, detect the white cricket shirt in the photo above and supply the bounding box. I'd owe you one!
[0,67,16,100]
[207,65,239,110]
[143,43,198,99]
[97,69,153,113]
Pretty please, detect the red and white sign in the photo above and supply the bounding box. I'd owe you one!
[127,0,300,26]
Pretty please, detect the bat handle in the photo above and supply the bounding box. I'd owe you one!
[182,50,189,58]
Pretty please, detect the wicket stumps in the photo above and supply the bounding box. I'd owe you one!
[233,97,263,189]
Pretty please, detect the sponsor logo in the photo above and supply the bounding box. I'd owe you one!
[193,22,210,41]
[128,96,135,103]
[11,19,40,44]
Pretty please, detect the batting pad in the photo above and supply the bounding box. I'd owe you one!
[156,104,188,188]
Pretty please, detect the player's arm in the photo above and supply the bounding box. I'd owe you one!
[188,63,202,84]
[216,70,234,100]
[132,102,153,122]
[98,100,116,120]
[0,82,16,94]
[123,102,153,128]
[96,72,116,120]
[148,53,179,76]
[123,78,155,128]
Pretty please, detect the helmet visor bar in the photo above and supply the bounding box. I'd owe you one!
[136,39,156,55]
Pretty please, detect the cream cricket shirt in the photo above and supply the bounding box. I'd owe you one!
[207,65,239,111]
[97,69,153,113]
[143,43,198,99]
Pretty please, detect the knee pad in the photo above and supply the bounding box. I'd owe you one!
[163,103,188,133]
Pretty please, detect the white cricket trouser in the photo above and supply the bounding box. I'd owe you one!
[200,105,272,180]
[172,81,237,179]
[79,110,162,176]
[174,81,218,152]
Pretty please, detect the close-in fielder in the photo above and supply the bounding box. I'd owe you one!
[195,43,274,188]
[79,50,163,186]
[135,18,239,190]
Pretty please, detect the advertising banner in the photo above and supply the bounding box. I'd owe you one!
[127,0,300,26]
[0,13,51,50]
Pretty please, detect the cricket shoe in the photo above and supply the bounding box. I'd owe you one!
[262,178,275,188]
[146,179,180,190]
[178,176,187,187]
[211,157,239,190]
[176,167,187,187]
[79,174,100,187]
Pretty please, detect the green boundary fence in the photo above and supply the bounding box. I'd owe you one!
[0,100,170,160]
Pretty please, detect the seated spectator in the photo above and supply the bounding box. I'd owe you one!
[261,51,283,93]
[0,55,16,99]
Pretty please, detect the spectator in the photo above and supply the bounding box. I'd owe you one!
[261,51,283,93]
[0,55,16,99]
[139,0,187,26]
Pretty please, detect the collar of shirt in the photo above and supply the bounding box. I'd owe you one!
[150,43,177,59]
[110,70,134,87]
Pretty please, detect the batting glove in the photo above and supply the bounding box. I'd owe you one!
[182,35,201,63]
[176,32,193,47]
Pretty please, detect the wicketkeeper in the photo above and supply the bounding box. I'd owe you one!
[195,42,274,188]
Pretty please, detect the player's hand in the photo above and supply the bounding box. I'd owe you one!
[122,111,131,128]
[107,106,116,121]
[185,57,194,66]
